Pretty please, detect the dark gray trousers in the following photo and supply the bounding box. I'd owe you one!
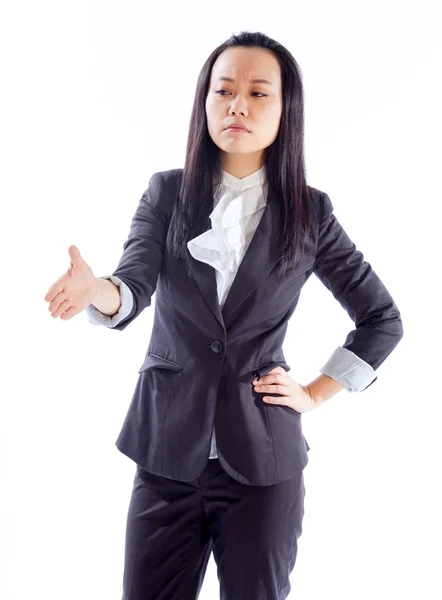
[122,457,306,599]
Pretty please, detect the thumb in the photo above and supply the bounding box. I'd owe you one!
[68,244,83,265]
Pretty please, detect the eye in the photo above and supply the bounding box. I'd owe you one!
[215,89,267,97]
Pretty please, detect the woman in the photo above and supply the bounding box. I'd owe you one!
[45,31,404,600]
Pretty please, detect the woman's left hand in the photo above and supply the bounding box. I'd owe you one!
[252,366,318,414]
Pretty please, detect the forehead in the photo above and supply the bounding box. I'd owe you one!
[211,47,281,83]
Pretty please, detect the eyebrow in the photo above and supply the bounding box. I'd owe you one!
[216,76,274,86]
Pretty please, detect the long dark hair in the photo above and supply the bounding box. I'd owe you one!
[167,30,313,278]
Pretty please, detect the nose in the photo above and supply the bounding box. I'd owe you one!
[229,107,247,117]
[229,97,248,117]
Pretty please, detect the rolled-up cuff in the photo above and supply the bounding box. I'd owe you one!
[319,346,377,393]
[85,275,134,328]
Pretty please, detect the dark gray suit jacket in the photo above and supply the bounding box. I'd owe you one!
[109,168,404,486]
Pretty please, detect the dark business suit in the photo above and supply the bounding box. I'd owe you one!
[106,168,403,598]
[110,168,403,485]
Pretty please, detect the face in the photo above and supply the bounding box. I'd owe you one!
[205,46,283,176]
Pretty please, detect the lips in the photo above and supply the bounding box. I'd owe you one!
[224,125,249,132]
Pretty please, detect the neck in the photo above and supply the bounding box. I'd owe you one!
[219,151,264,179]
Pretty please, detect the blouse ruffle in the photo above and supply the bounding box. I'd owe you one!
[187,167,268,301]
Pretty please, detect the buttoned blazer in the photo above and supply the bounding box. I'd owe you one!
[110,168,404,486]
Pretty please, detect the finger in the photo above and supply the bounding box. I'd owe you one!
[51,299,71,318]
[263,395,289,405]
[257,366,283,379]
[48,292,67,314]
[255,373,289,386]
[45,278,66,303]
[60,306,80,320]
[68,245,83,265]
[255,384,291,396]
[266,366,285,377]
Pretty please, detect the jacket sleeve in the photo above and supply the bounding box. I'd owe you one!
[85,171,169,332]
[313,191,404,392]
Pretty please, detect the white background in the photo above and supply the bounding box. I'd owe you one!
[2,1,441,598]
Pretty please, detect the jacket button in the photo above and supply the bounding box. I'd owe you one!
[210,340,223,354]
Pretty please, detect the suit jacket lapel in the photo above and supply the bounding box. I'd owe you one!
[187,180,283,330]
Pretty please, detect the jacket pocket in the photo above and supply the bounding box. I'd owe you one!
[138,352,184,373]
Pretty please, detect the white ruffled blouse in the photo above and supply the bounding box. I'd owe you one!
[186,166,268,308]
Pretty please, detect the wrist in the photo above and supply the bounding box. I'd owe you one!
[91,277,121,316]
[304,374,345,405]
